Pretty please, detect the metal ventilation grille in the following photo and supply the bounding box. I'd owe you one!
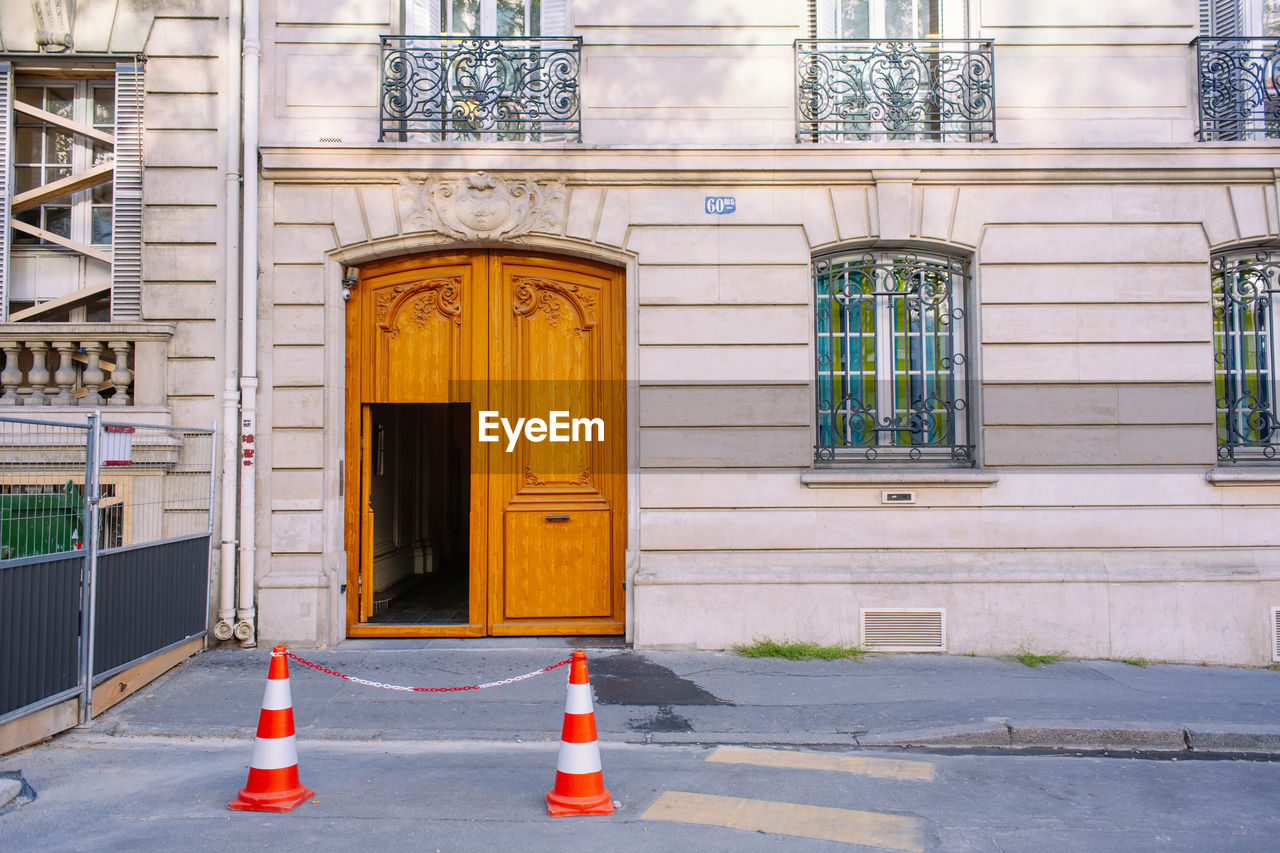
[861,609,946,652]
[1272,608,1280,663]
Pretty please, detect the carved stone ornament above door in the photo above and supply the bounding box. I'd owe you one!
[398,172,567,241]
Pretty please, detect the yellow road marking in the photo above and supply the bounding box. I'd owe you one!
[643,791,923,852]
[707,746,935,781]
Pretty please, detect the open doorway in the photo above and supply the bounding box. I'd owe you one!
[365,402,469,625]
[345,250,626,637]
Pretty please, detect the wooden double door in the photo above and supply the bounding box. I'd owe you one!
[344,251,626,636]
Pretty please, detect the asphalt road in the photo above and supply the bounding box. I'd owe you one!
[2,734,1278,852]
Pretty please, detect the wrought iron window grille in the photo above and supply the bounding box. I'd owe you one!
[814,250,973,465]
[795,39,995,143]
[380,35,581,142]
[1195,36,1280,141]
[1213,249,1279,463]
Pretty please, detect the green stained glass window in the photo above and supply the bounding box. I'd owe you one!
[814,249,971,464]
[1212,250,1279,463]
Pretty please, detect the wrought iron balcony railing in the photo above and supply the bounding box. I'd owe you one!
[1195,37,1280,141]
[380,35,581,142]
[796,39,995,143]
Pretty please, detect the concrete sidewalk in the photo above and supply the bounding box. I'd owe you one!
[83,640,1280,753]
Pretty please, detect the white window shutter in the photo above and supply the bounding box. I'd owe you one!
[814,0,836,38]
[542,0,568,36]
[0,63,12,323]
[941,0,968,38]
[405,0,440,35]
[111,61,144,321]
[537,0,571,140]
[1206,0,1241,36]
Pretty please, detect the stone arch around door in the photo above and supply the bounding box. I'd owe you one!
[252,172,641,645]
[341,248,628,637]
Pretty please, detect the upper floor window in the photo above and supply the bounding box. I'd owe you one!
[797,1,993,142]
[0,60,143,322]
[1213,249,1279,464]
[1195,0,1280,140]
[817,0,958,40]
[434,0,544,37]
[814,248,973,465]
[382,0,578,141]
[14,80,114,252]
[1201,0,1280,37]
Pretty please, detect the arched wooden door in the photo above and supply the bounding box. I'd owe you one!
[344,251,626,637]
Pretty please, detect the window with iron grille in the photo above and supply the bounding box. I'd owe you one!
[1213,248,1279,463]
[814,248,972,465]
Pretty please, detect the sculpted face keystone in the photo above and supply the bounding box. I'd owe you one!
[398,171,567,242]
[456,194,513,235]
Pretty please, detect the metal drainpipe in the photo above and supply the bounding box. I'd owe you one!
[234,0,261,648]
[214,0,243,643]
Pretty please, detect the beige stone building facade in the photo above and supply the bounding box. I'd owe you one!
[4,0,1280,663]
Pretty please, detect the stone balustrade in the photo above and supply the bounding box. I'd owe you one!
[0,324,174,408]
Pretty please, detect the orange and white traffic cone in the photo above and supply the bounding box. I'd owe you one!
[546,650,613,816]
[228,646,314,813]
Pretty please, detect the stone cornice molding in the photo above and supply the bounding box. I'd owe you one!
[263,146,1280,185]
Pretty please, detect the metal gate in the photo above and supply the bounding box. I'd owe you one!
[0,413,215,726]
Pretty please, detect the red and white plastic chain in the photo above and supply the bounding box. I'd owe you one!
[284,651,573,693]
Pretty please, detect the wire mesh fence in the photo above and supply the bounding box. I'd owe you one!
[0,413,215,724]
[95,423,215,548]
[0,418,89,560]
[0,418,213,558]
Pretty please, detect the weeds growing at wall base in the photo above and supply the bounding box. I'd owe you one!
[734,638,871,661]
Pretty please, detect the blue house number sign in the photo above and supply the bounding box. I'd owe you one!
[704,196,736,214]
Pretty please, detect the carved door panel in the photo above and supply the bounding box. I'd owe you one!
[346,251,624,636]
[487,256,625,634]
[346,253,490,637]
[363,255,481,404]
